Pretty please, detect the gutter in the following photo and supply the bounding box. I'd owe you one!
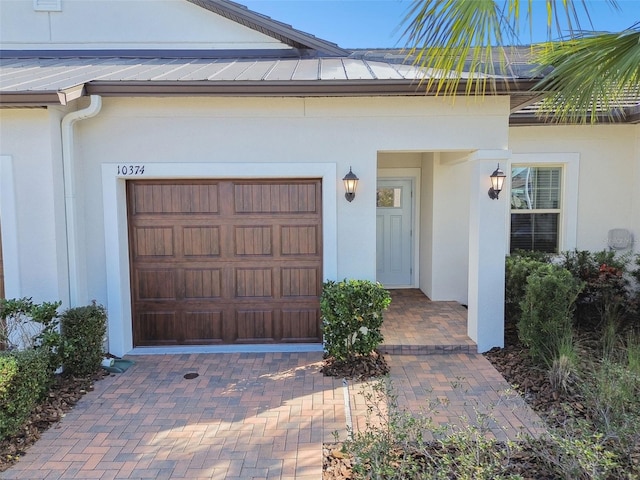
[61,94,102,306]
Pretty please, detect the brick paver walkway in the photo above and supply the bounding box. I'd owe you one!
[381,289,477,354]
[349,354,545,441]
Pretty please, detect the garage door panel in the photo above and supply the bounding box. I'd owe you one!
[133,227,174,257]
[183,311,223,343]
[281,267,319,297]
[136,269,176,300]
[132,183,219,214]
[184,269,222,298]
[135,312,176,344]
[183,226,221,256]
[234,183,318,214]
[128,179,322,346]
[236,310,274,341]
[282,309,320,342]
[235,268,273,298]
[281,225,319,255]
[234,226,273,255]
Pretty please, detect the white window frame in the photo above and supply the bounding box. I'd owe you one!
[508,153,579,253]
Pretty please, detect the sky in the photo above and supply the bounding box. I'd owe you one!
[242,0,640,49]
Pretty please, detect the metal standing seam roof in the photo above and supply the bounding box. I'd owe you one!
[1,54,638,122]
[0,55,541,107]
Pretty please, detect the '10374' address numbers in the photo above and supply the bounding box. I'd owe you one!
[117,165,145,175]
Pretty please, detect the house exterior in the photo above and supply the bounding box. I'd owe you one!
[1,0,638,356]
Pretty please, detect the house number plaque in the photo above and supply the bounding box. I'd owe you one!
[117,165,145,176]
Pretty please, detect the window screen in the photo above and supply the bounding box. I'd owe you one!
[510,166,561,253]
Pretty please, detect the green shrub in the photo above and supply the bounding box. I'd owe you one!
[321,280,391,361]
[61,302,107,376]
[0,349,51,439]
[505,255,547,323]
[518,264,584,367]
[560,250,632,327]
[0,297,63,372]
[532,427,621,480]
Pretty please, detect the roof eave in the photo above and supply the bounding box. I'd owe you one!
[509,113,637,126]
[0,79,545,108]
[82,78,539,97]
[0,92,63,107]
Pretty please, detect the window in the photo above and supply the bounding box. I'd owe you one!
[510,166,562,253]
[376,187,402,208]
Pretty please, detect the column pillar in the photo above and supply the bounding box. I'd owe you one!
[467,150,510,352]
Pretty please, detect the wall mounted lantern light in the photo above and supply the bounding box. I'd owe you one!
[488,164,506,200]
[343,167,359,202]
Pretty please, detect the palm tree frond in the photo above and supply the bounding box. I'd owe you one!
[534,29,640,123]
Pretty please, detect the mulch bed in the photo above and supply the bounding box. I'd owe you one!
[321,350,389,380]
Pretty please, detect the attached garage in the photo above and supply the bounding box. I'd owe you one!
[127,179,323,346]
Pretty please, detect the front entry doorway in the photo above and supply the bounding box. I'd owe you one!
[376,178,414,287]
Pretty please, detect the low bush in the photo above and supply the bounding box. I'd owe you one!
[560,250,632,327]
[344,379,519,480]
[531,426,621,480]
[61,302,107,376]
[321,280,391,361]
[505,255,547,323]
[0,297,62,372]
[518,263,584,367]
[0,349,51,439]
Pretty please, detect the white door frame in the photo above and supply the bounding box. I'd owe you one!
[377,168,420,288]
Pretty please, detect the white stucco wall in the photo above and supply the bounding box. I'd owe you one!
[0,0,288,50]
[0,108,68,303]
[429,155,472,302]
[419,153,435,296]
[509,125,640,254]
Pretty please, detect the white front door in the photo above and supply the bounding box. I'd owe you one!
[376,178,413,287]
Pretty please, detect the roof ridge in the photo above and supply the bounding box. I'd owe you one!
[185,0,350,57]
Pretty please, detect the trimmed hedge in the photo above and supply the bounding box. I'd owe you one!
[61,302,107,376]
[321,279,391,361]
[0,349,51,439]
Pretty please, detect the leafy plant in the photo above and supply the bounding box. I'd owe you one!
[560,250,632,327]
[61,301,107,376]
[0,349,51,439]
[505,255,547,323]
[0,297,63,371]
[343,378,526,480]
[531,426,620,480]
[321,280,391,361]
[517,264,584,367]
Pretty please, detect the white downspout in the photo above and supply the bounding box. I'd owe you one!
[61,95,102,306]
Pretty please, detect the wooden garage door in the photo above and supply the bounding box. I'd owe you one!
[127,179,323,346]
